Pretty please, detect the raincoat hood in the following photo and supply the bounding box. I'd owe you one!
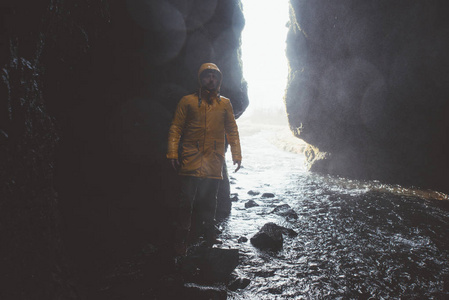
[198,63,222,90]
[197,63,222,107]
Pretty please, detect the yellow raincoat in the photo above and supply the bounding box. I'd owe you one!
[167,63,242,179]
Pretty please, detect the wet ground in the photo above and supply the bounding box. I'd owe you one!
[216,120,449,299]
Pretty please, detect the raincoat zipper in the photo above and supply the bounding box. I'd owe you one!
[200,101,207,177]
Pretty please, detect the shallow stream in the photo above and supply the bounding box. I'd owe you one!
[218,121,449,299]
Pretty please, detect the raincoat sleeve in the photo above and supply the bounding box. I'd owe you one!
[224,100,242,162]
[167,98,188,159]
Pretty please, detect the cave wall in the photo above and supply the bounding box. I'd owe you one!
[0,0,247,297]
[286,0,449,192]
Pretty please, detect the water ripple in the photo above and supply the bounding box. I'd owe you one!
[222,124,449,299]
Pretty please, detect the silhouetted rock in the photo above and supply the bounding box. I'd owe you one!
[286,0,449,193]
[280,227,298,238]
[261,192,275,198]
[251,222,298,251]
[180,247,239,283]
[271,204,298,220]
[250,222,284,250]
[1,0,248,298]
[237,236,248,243]
[245,199,260,208]
[253,269,276,278]
[248,190,260,196]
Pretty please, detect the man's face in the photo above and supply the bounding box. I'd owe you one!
[201,70,219,91]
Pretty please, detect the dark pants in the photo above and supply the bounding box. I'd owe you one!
[175,176,220,245]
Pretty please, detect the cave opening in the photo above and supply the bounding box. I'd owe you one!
[240,0,290,126]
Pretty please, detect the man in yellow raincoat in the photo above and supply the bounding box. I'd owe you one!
[167,63,242,255]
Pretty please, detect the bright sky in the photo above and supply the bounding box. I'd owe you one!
[241,0,290,116]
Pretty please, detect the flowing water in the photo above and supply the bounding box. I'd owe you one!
[218,120,449,299]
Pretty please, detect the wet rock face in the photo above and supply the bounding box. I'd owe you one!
[1,0,247,297]
[122,0,248,117]
[250,222,297,251]
[251,222,284,251]
[286,0,449,192]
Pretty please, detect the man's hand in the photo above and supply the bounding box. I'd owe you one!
[170,159,180,171]
[233,160,241,173]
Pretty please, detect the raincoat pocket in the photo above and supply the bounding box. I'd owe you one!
[181,142,200,170]
[213,140,225,157]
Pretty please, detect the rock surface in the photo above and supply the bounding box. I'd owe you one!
[261,192,275,198]
[251,222,284,251]
[247,190,260,196]
[181,247,239,283]
[250,222,297,251]
[286,0,449,193]
[271,204,299,220]
[245,199,260,208]
[0,0,247,298]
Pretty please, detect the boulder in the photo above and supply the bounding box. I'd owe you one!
[261,193,275,198]
[245,200,260,208]
[237,236,248,243]
[250,222,284,251]
[181,247,239,283]
[271,204,298,220]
